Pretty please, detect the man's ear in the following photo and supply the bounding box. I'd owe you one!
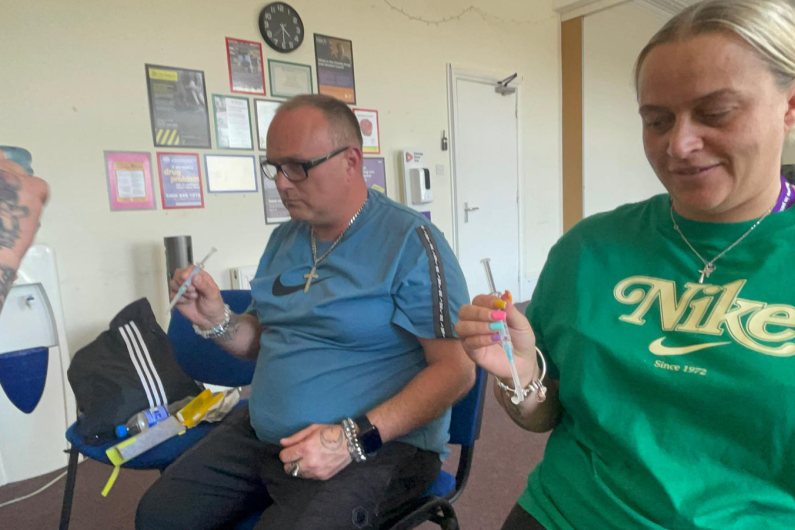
[343,146,363,179]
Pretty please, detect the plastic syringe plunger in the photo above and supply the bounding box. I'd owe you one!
[480,258,524,404]
[480,258,499,295]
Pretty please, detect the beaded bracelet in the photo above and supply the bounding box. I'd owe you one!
[495,347,548,403]
[341,417,367,463]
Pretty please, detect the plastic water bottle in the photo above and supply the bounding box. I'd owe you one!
[115,396,194,438]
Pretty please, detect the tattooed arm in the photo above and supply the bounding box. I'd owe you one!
[0,155,49,313]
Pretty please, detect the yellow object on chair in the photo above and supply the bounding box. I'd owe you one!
[101,391,220,496]
[177,388,224,428]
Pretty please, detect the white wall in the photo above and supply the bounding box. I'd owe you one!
[1,0,562,352]
[783,142,795,165]
[582,1,666,217]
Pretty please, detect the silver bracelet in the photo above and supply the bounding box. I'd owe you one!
[341,418,367,463]
[192,304,232,339]
[495,347,548,403]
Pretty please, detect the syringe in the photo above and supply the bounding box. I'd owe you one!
[168,247,218,311]
[481,258,524,404]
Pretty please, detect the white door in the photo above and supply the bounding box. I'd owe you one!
[450,68,522,301]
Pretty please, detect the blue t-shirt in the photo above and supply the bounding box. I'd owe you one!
[247,190,469,457]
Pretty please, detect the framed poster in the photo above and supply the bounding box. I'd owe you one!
[157,152,204,209]
[226,37,266,95]
[212,95,253,150]
[314,34,356,104]
[145,64,211,148]
[104,151,155,211]
[268,59,313,99]
[205,154,258,193]
[254,99,281,150]
[353,108,380,154]
[362,157,387,195]
[259,155,290,224]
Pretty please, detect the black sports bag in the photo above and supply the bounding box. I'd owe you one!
[67,298,201,445]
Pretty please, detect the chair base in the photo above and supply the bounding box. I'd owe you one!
[59,445,80,530]
[381,496,458,530]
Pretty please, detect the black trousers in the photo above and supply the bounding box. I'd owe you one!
[135,406,440,530]
[501,503,548,530]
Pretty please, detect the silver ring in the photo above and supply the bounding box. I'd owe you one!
[289,461,300,477]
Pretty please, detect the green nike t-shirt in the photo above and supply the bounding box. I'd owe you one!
[519,194,795,529]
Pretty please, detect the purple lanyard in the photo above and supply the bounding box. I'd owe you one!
[773,175,794,213]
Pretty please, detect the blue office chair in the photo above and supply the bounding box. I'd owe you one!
[59,290,256,530]
[377,366,487,530]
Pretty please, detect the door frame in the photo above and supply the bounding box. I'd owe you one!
[446,64,527,300]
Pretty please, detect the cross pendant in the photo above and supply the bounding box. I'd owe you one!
[698,263,716,284]
[303,266,319,292]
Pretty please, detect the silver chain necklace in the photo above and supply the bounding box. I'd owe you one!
[303,197,368,292]
[669,201,773,284]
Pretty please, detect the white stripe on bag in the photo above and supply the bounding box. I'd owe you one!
[123,323,163,407]
[119,325,156,409]
[130,321,168,406]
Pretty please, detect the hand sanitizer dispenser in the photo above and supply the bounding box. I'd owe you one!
[401,148,433,216]
[410,168,433,204]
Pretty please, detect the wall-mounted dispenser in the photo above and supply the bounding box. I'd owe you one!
[0,245,76,485]
[400,148,432,216]
[410,167,433,204]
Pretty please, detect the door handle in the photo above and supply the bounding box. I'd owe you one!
[464,202,479,223]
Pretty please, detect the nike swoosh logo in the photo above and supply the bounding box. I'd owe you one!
[271,274,328,297]
[649,337,731,356]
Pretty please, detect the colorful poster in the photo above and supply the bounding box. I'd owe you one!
[213,95,253,150]
[362,157,387,195]
[226,37,266,95]
[353,109,380,154]
[205,155,258,193]
[314,34,356,104]
[255,99,281,150]
[268,59,313,99]
[104,151,155,211]
[157,153,204,209]
[146,64,211,148]
[260,156,290,224]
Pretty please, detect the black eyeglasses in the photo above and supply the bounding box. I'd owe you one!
[261,146,349,182]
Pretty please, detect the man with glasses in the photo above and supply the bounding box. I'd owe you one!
[138,95,474,530]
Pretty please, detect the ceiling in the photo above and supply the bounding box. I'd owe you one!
[637,0,702,16]
[552,0,703,19]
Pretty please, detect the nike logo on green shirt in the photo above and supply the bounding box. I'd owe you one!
[649,337,731,356]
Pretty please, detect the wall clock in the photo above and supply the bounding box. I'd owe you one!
[259,2,304,53]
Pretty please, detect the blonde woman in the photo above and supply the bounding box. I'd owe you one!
[457,1,795,528]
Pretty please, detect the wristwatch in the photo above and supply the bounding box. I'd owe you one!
[354,415,382,456]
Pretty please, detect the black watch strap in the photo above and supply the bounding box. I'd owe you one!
[354,415,382,455]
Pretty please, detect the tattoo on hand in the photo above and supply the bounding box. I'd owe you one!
[0,265,16,309]
[320,427,344,451]
[0,169,30,250]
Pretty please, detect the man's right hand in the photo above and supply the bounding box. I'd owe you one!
[169,267,226,330]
